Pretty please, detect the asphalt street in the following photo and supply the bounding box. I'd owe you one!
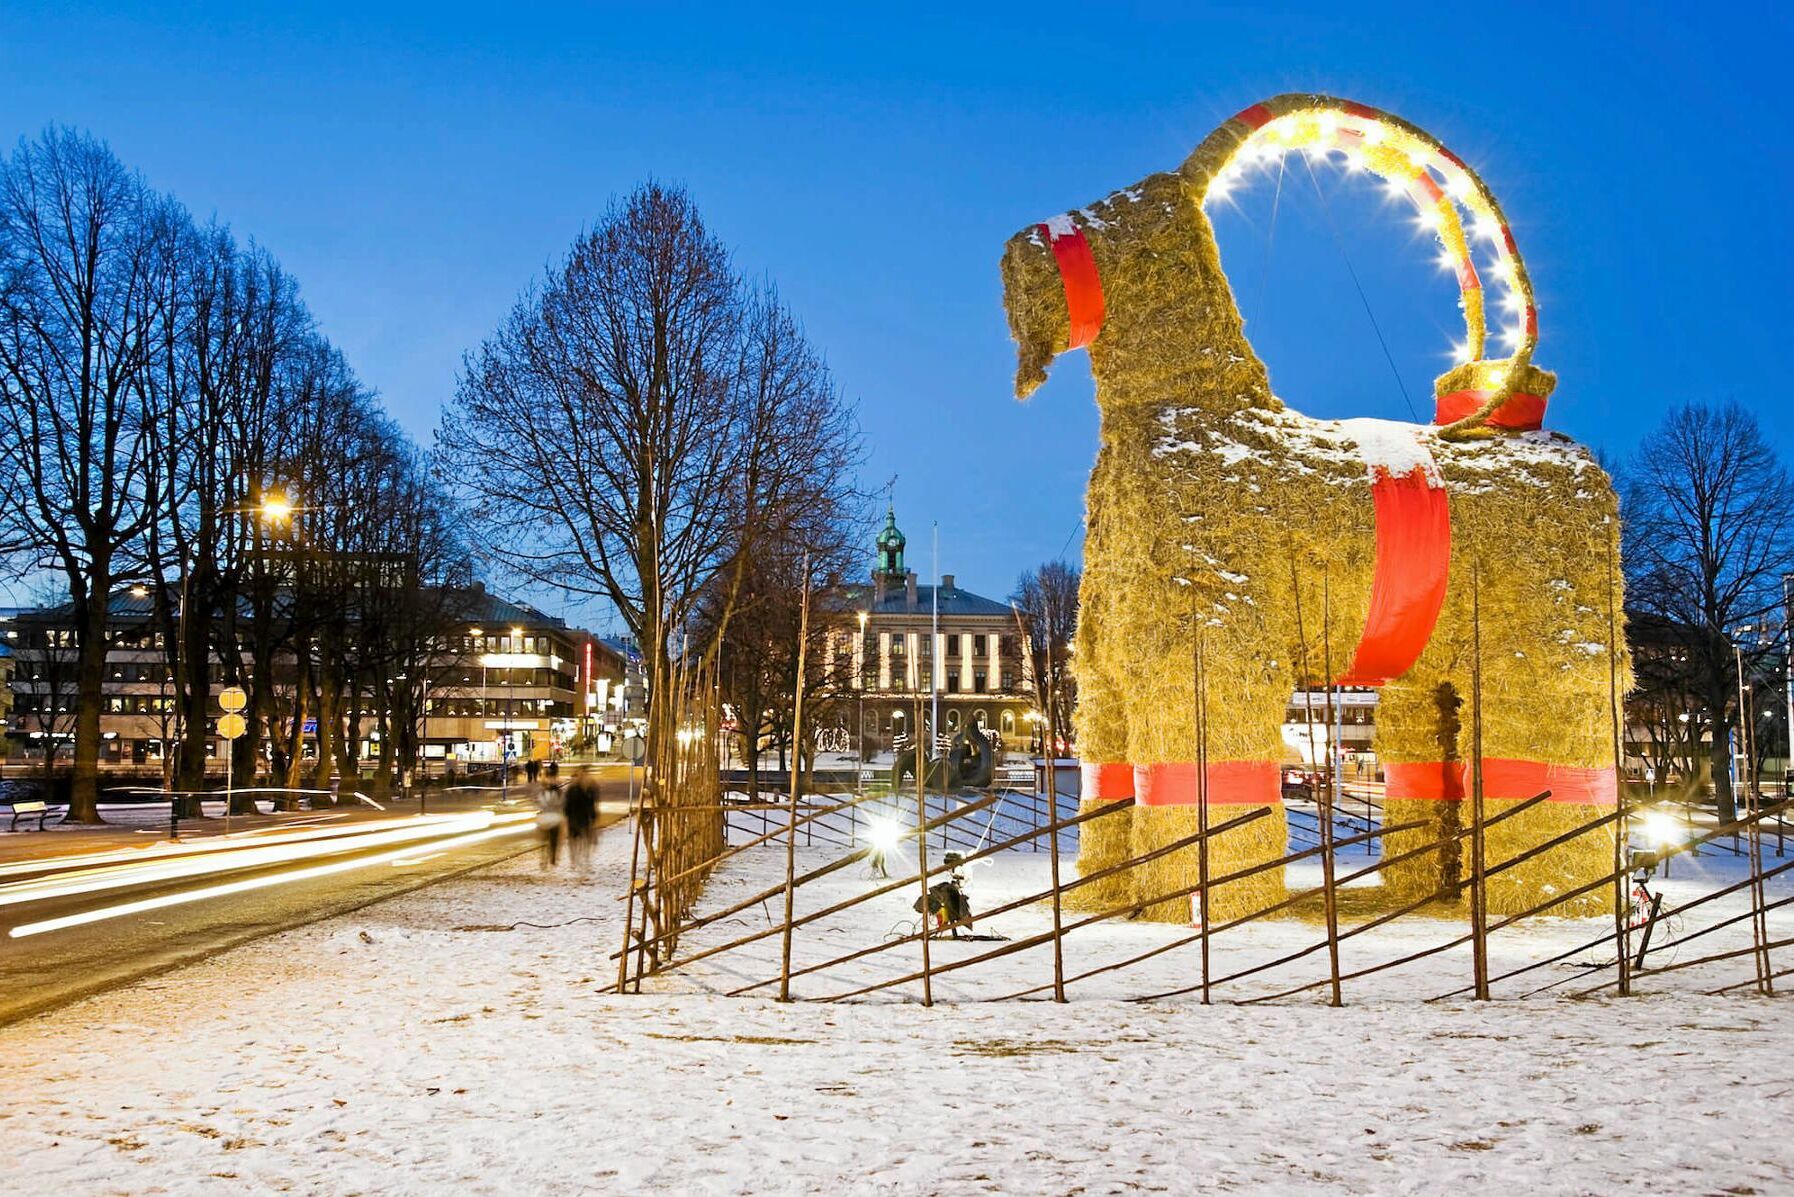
[0,768,629,1026]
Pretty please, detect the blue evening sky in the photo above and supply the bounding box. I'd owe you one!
[5,2,1787,631]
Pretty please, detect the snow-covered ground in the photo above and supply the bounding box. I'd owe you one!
[2,818,1791,1195]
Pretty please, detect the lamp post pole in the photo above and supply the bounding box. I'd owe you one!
[470,624,490,790]
[1783,574,1793,824]
[419,667,430,815]
[506,626,522,799]
[857,611,868,796]
[931,525,939,764]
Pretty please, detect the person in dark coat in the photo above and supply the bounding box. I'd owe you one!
[563,779,599,871]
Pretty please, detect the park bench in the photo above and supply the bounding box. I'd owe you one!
[7,800,61,831]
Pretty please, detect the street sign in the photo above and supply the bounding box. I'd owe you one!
[219,686,248,713]
[218,712,248,740]
[621,733,646,764]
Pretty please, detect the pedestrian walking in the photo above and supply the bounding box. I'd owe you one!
[564,779,599,871]
[536,783,565,869]
[525,756,542,789]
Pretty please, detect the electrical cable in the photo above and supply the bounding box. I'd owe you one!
[1299,151,1423,423]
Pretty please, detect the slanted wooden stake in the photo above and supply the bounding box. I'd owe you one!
[1469,565,1490,1002]
[1605,524,1632,996]
[1736,645,1774,995]
[777,557,812,1002]
[1195,616,1212,1005]
[616,773,648,993]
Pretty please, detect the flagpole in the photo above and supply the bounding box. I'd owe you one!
[931,522,940,759]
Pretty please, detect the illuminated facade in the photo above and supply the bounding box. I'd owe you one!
[823,509,1037,757]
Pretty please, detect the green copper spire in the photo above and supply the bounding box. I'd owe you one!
[875,506,906,577]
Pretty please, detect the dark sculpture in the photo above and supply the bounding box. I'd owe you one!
[891,721,996,792]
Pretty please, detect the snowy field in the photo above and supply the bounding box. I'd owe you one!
[2,819,1791,1195]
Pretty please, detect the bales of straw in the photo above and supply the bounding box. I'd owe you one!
[1002,94,1629,925]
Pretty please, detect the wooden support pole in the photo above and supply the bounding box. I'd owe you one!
[1318,569,1343,1008]
[1469,567,1490,1002]
[1606,524,1632,996]
[1737,647,1774,995]
[777,559,811,1002]
[1044,624,1066,1003]
[1195,619,1212,1005]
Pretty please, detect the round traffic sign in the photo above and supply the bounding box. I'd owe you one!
[621,733,646,764]
[218,712,248,740]
[219,686,248,713]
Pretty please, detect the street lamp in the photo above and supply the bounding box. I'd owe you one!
[258,492,293,523]
[509,626,523,774]
[395,667,431,813]
[163,491,303,815]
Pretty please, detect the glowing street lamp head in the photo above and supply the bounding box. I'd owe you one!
[260,493,293,522]
[866,816,902,856]
[1641,808,1685,849]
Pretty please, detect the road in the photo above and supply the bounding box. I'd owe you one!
[0,768,630,1026]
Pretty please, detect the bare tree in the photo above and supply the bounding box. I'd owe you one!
[704,524,861,796]
[1626,612,1708,788]
[0,129,177,821]
[136,222,310,809]
[1012,561,1080,744]
[441,182,863,755]
[1621,401,1794,822]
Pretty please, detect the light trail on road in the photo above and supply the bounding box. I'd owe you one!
[7,815,536,939]
[0,811,532,907]
[0,811,409,881]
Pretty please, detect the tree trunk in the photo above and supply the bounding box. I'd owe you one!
[174,599,211,813]
[337,687,362,802]
[284,659,314,795]
[312,672,340,798]
[371,700,394,800]
[744,732,758,802]
[65,592,113,823]
[1710,710,1736,825]
[231,724,260,814]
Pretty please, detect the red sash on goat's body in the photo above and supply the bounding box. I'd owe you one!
[1336,433,1451,687]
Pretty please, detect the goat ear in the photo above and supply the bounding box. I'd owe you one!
[1000,230,1067,400]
